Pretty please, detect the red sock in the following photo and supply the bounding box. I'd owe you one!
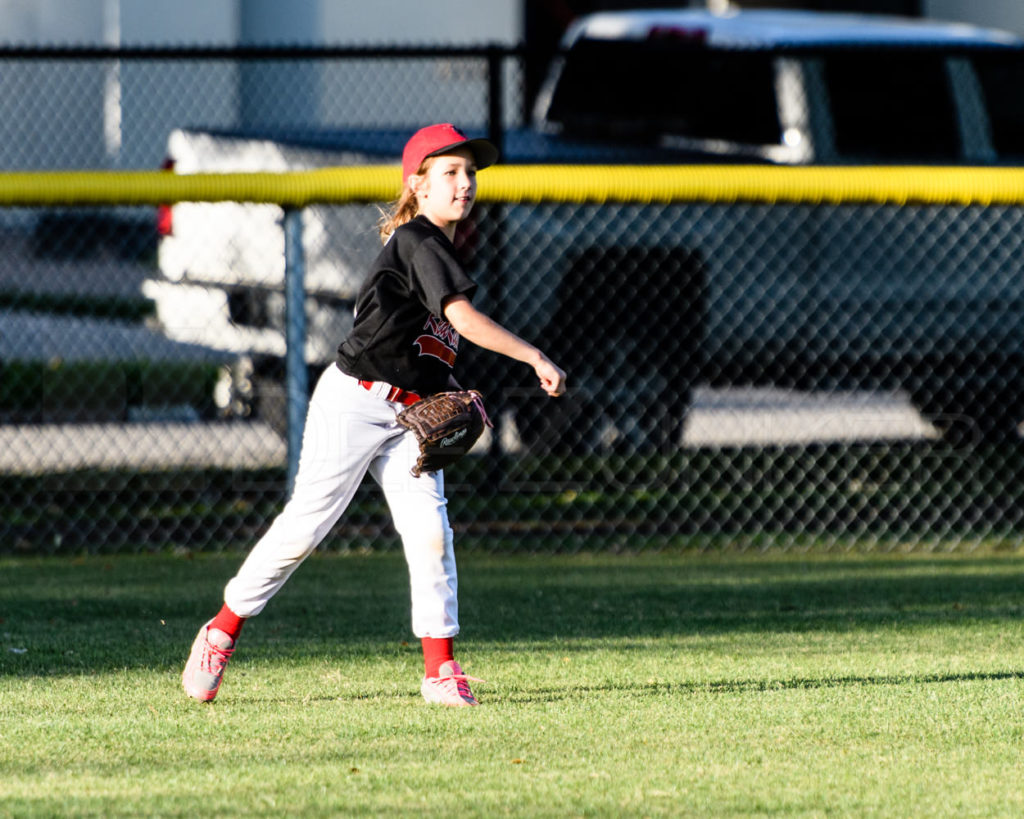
[421,637,454,678]
[210,604,246,642]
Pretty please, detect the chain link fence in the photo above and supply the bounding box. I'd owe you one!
[3,47,1024,555]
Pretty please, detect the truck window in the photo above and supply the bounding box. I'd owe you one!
[970,52,1024,160]
[821,50,960,161]
[546,38,781,146]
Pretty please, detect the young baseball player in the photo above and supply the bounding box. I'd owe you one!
[183,123,566,707]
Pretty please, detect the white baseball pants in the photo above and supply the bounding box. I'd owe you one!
[223,364,459,638]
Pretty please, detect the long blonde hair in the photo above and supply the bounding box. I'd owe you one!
[377,157,432,243]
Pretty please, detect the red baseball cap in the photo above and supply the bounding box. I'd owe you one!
[401,123,499,185]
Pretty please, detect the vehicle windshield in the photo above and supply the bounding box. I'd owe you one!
[545,38,782,146]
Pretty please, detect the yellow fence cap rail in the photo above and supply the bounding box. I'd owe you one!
[3,164,1024,207]
[0,167,400,207]
[482,165,1024,207]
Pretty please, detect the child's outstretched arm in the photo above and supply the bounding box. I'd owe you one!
[444,295,566,397]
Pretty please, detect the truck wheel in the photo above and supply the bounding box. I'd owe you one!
[254,375,288,438]
[534,244,706,455]
[250,361,326,439]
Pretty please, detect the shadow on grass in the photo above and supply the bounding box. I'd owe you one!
[1,551,1023,678]
[461,553,1024,642]
[500,670,1024,704]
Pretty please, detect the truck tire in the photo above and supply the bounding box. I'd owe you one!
[512,244,706,454]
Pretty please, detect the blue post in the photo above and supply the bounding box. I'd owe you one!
[283,208,308,495]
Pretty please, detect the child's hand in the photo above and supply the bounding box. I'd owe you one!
[535,357,567,397]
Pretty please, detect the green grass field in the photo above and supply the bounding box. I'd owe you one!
[2,547,1024,817]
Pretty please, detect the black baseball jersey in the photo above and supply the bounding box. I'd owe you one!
[336,215,478,394]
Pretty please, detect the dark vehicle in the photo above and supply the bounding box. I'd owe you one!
[149,9,1024,445]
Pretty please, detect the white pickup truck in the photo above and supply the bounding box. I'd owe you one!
[146,8,1024,444]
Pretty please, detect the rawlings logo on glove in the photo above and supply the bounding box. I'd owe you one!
[396,390,490,477]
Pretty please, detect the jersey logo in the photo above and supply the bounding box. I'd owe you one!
[414,315,460,367]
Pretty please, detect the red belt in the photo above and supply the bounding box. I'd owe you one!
[358,379,422,406]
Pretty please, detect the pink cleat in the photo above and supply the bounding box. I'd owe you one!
[421,660,483,707]
[182,620,235,702]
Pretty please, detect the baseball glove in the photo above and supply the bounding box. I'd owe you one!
[396,390,489,477]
